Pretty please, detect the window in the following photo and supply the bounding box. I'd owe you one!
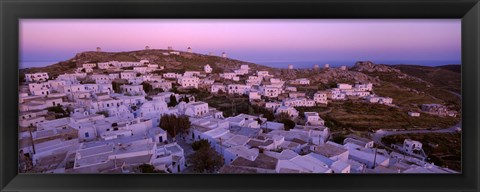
[85,132,90,138]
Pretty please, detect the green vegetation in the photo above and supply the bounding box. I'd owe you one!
[159,114,191,138]
[112,79,128,93]
[381,132,461,171]
[168,94,178,107]
[46,106,69,119]
[280,118,296,131]
[191,139,210,151]
[295,106,330,115]
[188,140,224,173]
[323,101,459,131]
[367,69,461,108]
[138,163,164,173]
[95,110,109,117]
[202,95,249,117]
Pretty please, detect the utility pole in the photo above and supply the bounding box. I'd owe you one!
[28,125,36,155]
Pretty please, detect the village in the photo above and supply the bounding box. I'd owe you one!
[18,47,459,174]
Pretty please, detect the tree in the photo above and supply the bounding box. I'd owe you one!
[191,139,210,151]
[168,94,178,107]
[159,114,191,139]
[141,82,152,94]
[179,96,187,103]
[281,118,296,131]
[188,142,224,173]
[138,163,164,173]
[276,112,291,122]
[96,110,109,117]
[47,106,69,118]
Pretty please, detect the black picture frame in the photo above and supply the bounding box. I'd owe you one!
[1,0,479,192]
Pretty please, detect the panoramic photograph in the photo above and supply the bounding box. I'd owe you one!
[18,19,461,174]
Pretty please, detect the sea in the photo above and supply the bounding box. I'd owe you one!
[20,60,61,69]
[255,60,461,69]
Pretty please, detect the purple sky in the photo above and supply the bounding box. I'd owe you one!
[20,19,461,67]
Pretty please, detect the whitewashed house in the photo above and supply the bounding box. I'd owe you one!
[211,83,226,94]
[120,85,145,96]
[296,78,310,85]
[337,83,353,90]
[314,91,328,104]
[328,89,346,100]
[120,71,138,80]
[262,85,280,98]
[227,84,250,95]
[220,72,237,80]
[276,106,299,118]
[408,111,420,117]
[304,112,324,126]
[265,102,281,110]
[204,64,213,73]
[25,72,49,82]
[178,76,199,89]
[184,102,209,117]
[249,91,262,101]
[354,83,373,91]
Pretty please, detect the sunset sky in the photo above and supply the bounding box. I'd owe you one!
[20,19,461,67]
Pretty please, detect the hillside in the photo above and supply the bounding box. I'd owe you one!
[20,52,461,110]
[392,64,461,93]
[19,49,277,78]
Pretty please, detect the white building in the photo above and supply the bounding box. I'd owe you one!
[256,71,271,77]
[249,91,262,101]
[403,139,423,154]
[337,83,353,90]
[328,89,346,100]
[234,65,250,75]
[354,83,373,91]
[296,78,310,85]
[227,84,250,95]
[265,102,281,110]
[120,71,137,80]
[283,98,315,107]
[120,85,145,96]
[262,86,281,98]
[211,83,226,94]
[314,91,328,104]
[408,112,420,117]
[204,64,213,73]
[82,63,96,69]
[25,72,49,82]
[220,73,237,80]
[184,102,209,117]
[163,73,180,79]
[276,106,299,118]
[178,76,199,89]
[304,112,324,126]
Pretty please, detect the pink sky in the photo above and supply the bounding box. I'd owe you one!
[20,19,461,66]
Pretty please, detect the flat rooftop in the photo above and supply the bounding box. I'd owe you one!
[313,143,348,157]
[231,153,278,170]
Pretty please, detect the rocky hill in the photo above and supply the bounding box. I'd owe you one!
[392,64,461,93]
[351,61,401,73]
[20,49,276,77]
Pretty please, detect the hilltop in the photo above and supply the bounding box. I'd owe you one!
[20,49,276,78]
